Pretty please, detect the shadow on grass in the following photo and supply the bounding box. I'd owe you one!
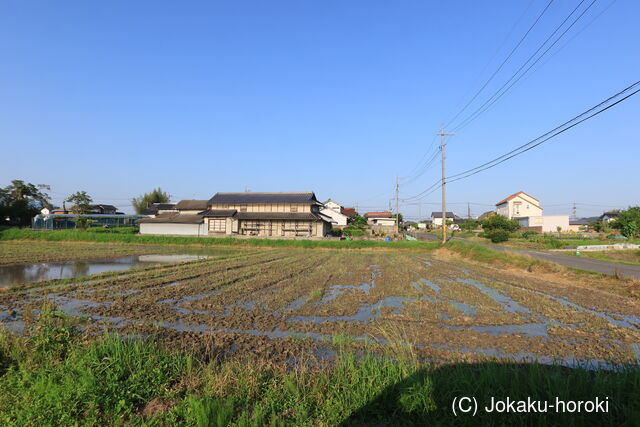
[341,362,639,426]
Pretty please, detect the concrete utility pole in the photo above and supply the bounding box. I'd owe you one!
[395,176,399,233]
[468,202,471,219]
[439,126,454,244]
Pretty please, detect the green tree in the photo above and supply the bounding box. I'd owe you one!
[461,219,479,232]
[0,180,51,226]
[480,215,520,233]
[612,207,640,238]
[66,191,93,215]
[132,188,171,214]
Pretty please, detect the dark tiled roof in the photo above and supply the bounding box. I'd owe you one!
[570,217,598,225]
[175,200,208,210]
[91,204,118,211]
[138,213,204,224]
[201,209,237,217]
[235,212,326,221]
[208,192,319,205]
[431,212,459,219]
[140,203,177,216]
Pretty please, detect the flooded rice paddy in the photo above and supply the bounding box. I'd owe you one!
[1,247,639,368]
[0,255,208,286]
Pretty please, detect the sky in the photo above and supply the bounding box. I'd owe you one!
[1,0,638,219]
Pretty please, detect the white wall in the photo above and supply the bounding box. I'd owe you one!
[320,208,348,226]
[140,222,206,236]
[518,215,569,232]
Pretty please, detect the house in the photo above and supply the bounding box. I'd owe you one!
[495,191,543,219]
[320,199,350,227]
[600,211,620,223]
[364,211,397,227]
[139,192,332,237]
[40,206,59,215]
[140,203,177,217]
[568,217,598,232]
[341,207,358,217]
[49,204,122,215]
[174,200,208,214]
[430,212,461,227]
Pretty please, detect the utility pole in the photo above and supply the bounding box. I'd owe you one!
[467,202,471,219]
[572,202,577,219]
[395,176,399,233]
[439,126,454,244]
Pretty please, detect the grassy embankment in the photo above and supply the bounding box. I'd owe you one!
[0,305,637,426]
[0,228,438,250]
[574,250,640,267]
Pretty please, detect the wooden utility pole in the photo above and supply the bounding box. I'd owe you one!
[439,126,454,244]
[395,176,399,233]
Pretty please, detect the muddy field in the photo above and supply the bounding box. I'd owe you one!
[1,244,639,368]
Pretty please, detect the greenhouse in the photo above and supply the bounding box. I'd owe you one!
[32,214,147,230]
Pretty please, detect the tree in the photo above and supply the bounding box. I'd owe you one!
[66,191,93,215]
[480,215,520,233]
[461,219,479,232]
[0,180,51,226]
[132,188,171,214]
[612,207,640,238]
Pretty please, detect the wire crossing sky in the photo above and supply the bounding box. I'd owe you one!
[0,0,638,218]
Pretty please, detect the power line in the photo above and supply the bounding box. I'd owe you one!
[447,80,640,183]
[451,0,598,132]
[446,0,556,127]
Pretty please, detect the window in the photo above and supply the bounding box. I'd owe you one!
[209,219,225,233]
[239,205,247,212]
[290,205,298,212]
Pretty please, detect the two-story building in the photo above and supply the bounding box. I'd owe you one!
[139,192,332,237]
[495,191,543,219]
[320,199,350,227]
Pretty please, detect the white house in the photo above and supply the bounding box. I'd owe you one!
[320,199,350,227]
[430,212,460,227]
[495,191,543,219]
[364,211,396,227]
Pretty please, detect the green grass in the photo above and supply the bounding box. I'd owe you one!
[0,305,638,425]
[0,228,439,250]
[573,250,640,267]
[444,240,558,272]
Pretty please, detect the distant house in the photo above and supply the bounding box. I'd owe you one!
[140,203,177,217]
[139,192,332,237]
[364,211,396,227]
[430,212,461,227]
[320,199,350,227]
[495,191,543,219]
[50,204,122,215]
[341,207,358,217]
[600,211,620,223]
[174,200,208,215]
[568,217,598,232]
[40,206,59,215]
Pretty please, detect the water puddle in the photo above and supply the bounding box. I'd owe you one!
[444,322,549,338]
[289,296,413,324]
[456,278,530,313]
[0,255,208,286]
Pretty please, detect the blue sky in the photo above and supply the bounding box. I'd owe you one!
[1,0,638,218]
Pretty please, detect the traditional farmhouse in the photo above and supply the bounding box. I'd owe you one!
[600,211,620,223]
[364,211,396,227]
[139,192,332,237]
[568,217,597,232]
[495,191,543,219]
[320,199,350,227]
[174,200,208,214]
[49,204,122,215]
[140,203,177,217]
[430,211,461,227]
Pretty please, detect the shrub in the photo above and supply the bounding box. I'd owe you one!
[488,229,510,243]
[521,231,539,239]
[480,215,520,233]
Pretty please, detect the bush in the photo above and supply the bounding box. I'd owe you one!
[331,229,343,237]
[480,215,520,233]
[521,231,539,239]
[487,229,510,243]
